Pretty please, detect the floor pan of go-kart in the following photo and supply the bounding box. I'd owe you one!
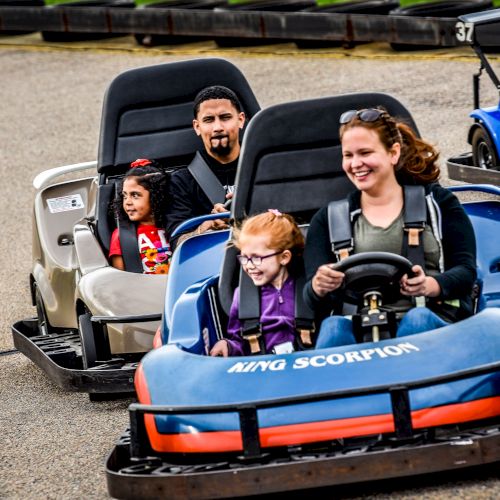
[11,318,138,394]
[105,424,500,499]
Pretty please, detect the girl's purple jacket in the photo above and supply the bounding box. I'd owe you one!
[225,276,296,356]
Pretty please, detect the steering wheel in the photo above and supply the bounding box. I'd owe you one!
[333,252,414,306]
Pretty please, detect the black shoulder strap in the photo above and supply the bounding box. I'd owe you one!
[118,218,144,273]
[238,269,265,355]
[238,263,316,353]
[97,182,116,254]
[402,185,427,270]
[187,151,226,206]
[294,268,315,349]
[327,199,353,261]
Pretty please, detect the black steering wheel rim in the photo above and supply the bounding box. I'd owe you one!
[333,251,414,305]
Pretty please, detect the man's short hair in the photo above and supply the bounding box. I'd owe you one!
[193,86,242,117]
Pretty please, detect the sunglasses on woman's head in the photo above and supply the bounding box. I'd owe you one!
[339,108,388,125]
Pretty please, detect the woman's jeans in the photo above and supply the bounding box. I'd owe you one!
[315,307,449,349]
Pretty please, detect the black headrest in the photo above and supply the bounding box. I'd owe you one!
[232,91,418,221]
[219,92,418,315]
[97,58,261,174]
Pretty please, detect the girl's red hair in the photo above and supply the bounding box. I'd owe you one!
[233,211,304,255]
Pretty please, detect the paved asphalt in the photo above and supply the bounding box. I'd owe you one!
[0,33,499,499]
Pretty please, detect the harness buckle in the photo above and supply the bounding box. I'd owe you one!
[295,320,315,349]
[405,226,424,247]
[332,241,353,261]
[241,325,263,354]
[297,329,314,348]
[337,248,351,261]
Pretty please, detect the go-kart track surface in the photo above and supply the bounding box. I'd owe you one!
[0,37,499,498]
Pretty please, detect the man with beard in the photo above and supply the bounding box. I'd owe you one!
[166,86,246,249]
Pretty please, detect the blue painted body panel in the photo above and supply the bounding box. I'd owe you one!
[161,228,230,345]
[143,309,500,433]
[464,200,500,308]
[141,186,500,440]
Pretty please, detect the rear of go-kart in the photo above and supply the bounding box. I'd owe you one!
[11,58,260,395]
[107,93,498,497]
[447,9,500,185]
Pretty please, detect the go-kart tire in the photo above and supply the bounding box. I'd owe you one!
[34,282,50,337]
[78,312,97,369]
[472,127,499,170]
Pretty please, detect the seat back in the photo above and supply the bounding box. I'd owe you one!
[219,92,419,315]
[94,58,261,256]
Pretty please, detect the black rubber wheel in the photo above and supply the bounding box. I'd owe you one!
[78,312,97,369]
[472,127,499,170]
[34,282,50,336]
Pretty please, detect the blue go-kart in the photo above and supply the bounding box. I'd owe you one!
[448,9,500,185]
[106,90,500,498]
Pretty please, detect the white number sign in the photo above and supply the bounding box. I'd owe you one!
[455,21,474,43]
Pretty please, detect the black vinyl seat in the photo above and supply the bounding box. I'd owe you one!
[218,92,419,316]
[94,58,261,261]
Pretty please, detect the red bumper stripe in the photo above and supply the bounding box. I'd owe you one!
[143,395,500,453]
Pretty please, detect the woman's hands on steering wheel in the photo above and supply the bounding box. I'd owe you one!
[312,264,345,297]
[312,254,442,300]
[400,265,441,298]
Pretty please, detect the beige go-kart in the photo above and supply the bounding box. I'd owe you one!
[11,58,260,397]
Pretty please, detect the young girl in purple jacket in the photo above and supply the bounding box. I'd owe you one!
[210,209,305,357]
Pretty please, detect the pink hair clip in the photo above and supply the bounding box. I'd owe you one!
[268,209,282,217]
[130,158,152,168]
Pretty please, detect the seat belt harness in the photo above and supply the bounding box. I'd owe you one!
[327,199,353,261]
[238,265,316,354]
[402,185,427,271]
[238,270,266,355]
[187,151,227,206]
[294,268,315,349]
[118,218,144,273]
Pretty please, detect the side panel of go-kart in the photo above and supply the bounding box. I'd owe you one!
[76,216,230,354]
[32,173,169,355]
[77,267,168,354]
[161,226,231,344]
[33,176,97,330]
[137,308,500,453]
[466,202,500,307]
[453,187,500,307]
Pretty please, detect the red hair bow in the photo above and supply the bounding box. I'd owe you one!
[130,158,152,168]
